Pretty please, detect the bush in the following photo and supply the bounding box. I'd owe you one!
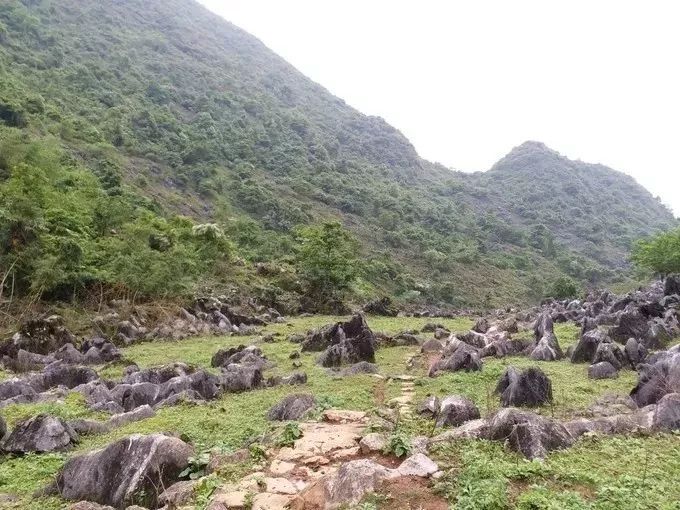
[632,227,680,275]
[550,276,580,300]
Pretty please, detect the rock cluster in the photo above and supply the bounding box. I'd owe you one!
[301,314,376,367]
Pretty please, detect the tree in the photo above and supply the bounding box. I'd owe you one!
[550,276,580,300]
[294,221,358,310]
[632,228,680,276]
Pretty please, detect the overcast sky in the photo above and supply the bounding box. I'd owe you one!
[198,0,680,216]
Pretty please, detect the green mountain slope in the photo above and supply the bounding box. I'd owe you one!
[0,0,675,309]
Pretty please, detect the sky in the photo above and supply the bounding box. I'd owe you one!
[198,0,680,216]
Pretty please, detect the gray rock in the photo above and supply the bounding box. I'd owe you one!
[570,328,608,363]
[421,339,444,353]
[339,361,379,376]
[652,393,680,431]
[158,479,199,508]
[485,408,573,460]
[496,367,552,407]
[315,314,376,367]
[267,393,315,421]
[588,362,619,379]
[359,432,387,454]
[432,344,482,374]
[529,313,563,361]
[435,395,480,428]
[3,414,78,453]
[321,459,396,507]
[593,340,626,370]
[396,453,438,477]
[416,396,440,418]
[625,337,647,367]
[55,434,193,508]
[664,275,680,296]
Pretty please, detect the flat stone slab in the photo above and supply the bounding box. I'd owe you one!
[291,421,363,455]
[322,410,367,423]
[252,492,294,510]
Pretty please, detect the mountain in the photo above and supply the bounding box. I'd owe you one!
[0,0,675,309]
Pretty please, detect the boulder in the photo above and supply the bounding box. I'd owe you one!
[609,309,650,345]
[267,394,316,421]
[0,414,5,440]
[588,362,619,380]
[570,328,608,363]
[55,434,193,508]
[624,337,647,367]
[435,395,480,428]
[54,343,85,364]
[472,318,489,333]
[529,313,563,361]
[396,453,439,477]
[630,352,680,406]
[2,315,75,357]
[359,432,387,454]
[416,396,440,419]
[314,459,395,508]
[421,339,444,353]
[496,367,552,407]
[457,330,487,349]
[432,344,482,374]
[2,414,78,453]
[338,361,379,376]
[592,339,625,370]
[362,297,398,317]
[652,393,680,431]
[664,275,680,297]
[42,363,99,390]
[220,365,263,393]
[315,314,376,367]
[211,345,261,368]
[485,408,573,459]
[158,480,199,508]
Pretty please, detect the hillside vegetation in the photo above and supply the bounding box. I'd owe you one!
[0,0,676,311]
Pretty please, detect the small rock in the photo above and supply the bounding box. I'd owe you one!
[252,492,294,510]
[359,432,387,454]
[322,410,366,423]
[397,453,439,477]
[266,477,298,495]
[269,459,296,476]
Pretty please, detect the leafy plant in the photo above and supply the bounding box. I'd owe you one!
[248,443,267,462]
[277,422,303,447]
[384,431,411,458]
[179,451,211,480]
[194,473,221,509]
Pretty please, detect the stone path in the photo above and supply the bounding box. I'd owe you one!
[207,410,368,510]
[205,407,439,510]
[388,375,416,418]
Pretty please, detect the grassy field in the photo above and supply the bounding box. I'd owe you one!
[0,315,679,510]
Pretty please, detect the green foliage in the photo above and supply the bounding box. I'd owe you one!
[294,221,359,310]
[0,0,675,309]
[632,227,680,275]
[179,451,211,480]
[0,131,233,299]
[550,276,581,300]
[277,421,303,447]
[385,431,412,458]
[194,474,221,509]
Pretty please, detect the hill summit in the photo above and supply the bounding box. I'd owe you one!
[0,0,676,309]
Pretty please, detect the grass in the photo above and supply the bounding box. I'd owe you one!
[429,434,680,510]
[1,315,677,510]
